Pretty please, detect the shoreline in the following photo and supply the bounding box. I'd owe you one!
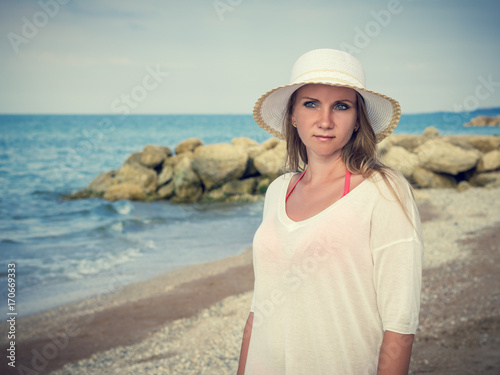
[2,187,500,374]
[1,248,254,374]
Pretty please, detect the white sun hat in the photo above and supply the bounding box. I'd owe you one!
[253,49,401,143]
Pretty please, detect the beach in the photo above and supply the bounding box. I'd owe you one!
[2,185,500,375]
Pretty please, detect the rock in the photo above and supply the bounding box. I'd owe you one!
[389,134,426,152]
[256,177,271,194]
[253,141,287,178]
[158,164,174,186]
[476,150,500,172]
[465,115,500,127]
[221,178,258,195]
[412,167,457,188]
[144,144,172,157]
[87,170,116,195]
[103,183,146,201]
[175,138,203,155]
[225,194,262,203]
[416,139,481,175]
[232,137,259,149]
[456,180,471,192]
[172,156,202,202]
[115,163,158,194]
[205,178,258,201]
[124,151,143,166]
[191,144,248,190]
[423,126,440,138]
[379,146,418,178]
[462,136,500,153]
[377,137,393,157]
[470,171,500,187]
[261,138,280,150]
[157,181,175,199]
[140,145,169,169]
[232,137,262,177]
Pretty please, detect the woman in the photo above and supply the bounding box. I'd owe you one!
[237,49,423,374]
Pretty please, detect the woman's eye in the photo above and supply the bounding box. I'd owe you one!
[334,103,350,110]
[303,101,317,108]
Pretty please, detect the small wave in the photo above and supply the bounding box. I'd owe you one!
[70,247,143,279]
[96,201,134,216]
[110,221,123,233]
[1,238,20,244]
[112,200,134,215]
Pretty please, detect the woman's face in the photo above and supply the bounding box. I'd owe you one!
[291,84,358,162]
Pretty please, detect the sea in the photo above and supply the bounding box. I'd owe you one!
[1,109,499,317]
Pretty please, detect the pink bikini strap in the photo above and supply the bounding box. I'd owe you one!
[341,169,351,198]
[285,169,307,202]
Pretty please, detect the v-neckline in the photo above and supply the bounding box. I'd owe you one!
[279,172,368,228]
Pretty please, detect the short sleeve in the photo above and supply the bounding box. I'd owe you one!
[370,175,424,334]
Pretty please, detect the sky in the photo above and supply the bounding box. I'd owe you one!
[0,0,499,115]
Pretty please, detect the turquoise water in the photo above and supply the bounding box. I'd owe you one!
[1,110,499,316]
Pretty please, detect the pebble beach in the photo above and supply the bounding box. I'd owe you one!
[1,185,498,375]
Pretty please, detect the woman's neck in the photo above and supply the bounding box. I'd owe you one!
[303,155,347,185]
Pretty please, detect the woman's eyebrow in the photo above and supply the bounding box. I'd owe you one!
[299,96,355,104]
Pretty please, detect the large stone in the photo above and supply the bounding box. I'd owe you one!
[124,151,143,166]
[253,141,287,178]
[256,177,271,194]
[103,183,146,201]
[172,156,202,202]
[175,138,203,155]
[389,134,426,152]
[115,163,158,194]
[441,136,500,153]
[376,137,393,157]
[157,164,174,186]
[87,170,116,195]
[471,171,500,187]
[423,126,439,138]
[261,138,280,150]
[379,146,418,178]
[192,144,248,190]
[476,150,500,172]
[205,178,258,201]
[466,136,500,153]
[232,138,260,177]
[140,145,170,169]
[146,144,172,155]
[232,137,259,149]
[416,139,481,175]
[156,181,175,199]
[412,167,457,188]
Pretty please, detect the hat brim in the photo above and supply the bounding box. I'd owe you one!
[253,82,401,143]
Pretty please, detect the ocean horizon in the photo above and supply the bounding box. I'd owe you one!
[1,109,499,317]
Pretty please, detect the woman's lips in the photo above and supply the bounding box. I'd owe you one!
[314,135,335,141]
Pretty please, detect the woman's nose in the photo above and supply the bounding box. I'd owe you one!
[318,109,333,128]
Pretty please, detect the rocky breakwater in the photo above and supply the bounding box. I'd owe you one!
[65,128,500,203]
[65,137,287,203]
[465,115,500,127]
[379,127,500,190]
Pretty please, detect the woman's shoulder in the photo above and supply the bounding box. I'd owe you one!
[367,169,414,201]
[267,172,295,192]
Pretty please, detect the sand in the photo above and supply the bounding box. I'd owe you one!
[1,186,499,375]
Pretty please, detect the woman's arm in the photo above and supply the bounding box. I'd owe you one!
[377,330,414,375]
[237,312,254,375]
